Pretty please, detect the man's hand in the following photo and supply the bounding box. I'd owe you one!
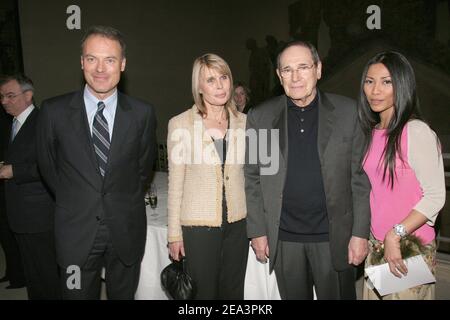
[0,164,13,179]
[348,236,368,266]
[251,236,269,264]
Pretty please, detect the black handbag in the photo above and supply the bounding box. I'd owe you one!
[161,258,196,300]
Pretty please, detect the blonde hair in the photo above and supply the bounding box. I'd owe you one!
[192,53,237,118]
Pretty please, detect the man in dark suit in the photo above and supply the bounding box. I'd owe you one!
[245,41,370,299]
[37,26,157,300]
[0,104,26,290]
[0,74,59,298]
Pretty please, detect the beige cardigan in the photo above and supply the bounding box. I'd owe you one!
[167,105,247,242]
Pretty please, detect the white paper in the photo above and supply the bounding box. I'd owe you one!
[365,255,436,296]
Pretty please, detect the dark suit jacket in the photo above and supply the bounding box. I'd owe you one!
[0,109,10,211]
[37,91,157,268]
[3,108,55,234]
[245,91,371,272]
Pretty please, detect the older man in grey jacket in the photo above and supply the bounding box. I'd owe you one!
[245,41,370,300]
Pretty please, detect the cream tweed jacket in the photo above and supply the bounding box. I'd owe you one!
[167,105,247,242]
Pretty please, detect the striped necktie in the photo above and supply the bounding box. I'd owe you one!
[92,101,110,177]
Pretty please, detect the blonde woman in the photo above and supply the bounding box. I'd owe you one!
[167,53,248,299]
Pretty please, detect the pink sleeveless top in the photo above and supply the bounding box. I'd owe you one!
[363,126,435,244]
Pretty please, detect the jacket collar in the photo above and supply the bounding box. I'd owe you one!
[189,104,245,166]
[68,90,131,187]
[276,90,336,165]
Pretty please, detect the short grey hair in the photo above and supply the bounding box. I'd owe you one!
[0,74,34,93]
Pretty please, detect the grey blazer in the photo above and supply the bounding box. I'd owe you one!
[244,91,371,272]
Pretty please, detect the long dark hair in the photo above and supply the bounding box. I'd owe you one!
[358,51,423,188]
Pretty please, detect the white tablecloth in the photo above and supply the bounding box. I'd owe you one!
[135,171,281,300]
[135,172,171,299]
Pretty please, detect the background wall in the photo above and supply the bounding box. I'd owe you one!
[18,0,290,141]
[17,0,450,144]
[0,0,22,74]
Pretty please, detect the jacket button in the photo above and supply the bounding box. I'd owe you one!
[226,176,229,180]
[96,216,101,221]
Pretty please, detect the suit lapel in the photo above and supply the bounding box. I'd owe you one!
[4,117,12,148]
[9,109,37,148]
[317,90,336,163]
[190,105,222,165]
[68,92,103,184]
[272,95,288,170]
[105,93,132,177]
[224,111,244,166]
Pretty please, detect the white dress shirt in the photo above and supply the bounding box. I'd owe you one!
[83,85,118,139]
[13,104,35,136]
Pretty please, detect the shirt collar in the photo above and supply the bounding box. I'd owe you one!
[15,104,35,124]
[287,92,318,112]
[83,85,118,110]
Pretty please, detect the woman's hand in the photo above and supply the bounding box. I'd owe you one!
[168,241,185,261]
[384,230,408,277]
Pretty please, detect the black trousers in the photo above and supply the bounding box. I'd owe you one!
[15,230,61,299]
[0,200,25,286]
[274,241,356,300]
[182,218,249,300]
[60,223,141,300]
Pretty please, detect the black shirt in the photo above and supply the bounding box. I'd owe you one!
[212,129,228,225]
[279,94,329,242]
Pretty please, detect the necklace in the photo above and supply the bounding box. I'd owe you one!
[206,104,227,122]
[206,112,227,125]
[205,117,226,125]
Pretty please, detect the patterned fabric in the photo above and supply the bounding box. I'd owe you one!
[92,101,110,177]
[363,234,436,300]
[167,105,247,243]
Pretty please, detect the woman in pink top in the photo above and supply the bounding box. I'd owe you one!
[358,51,446,299]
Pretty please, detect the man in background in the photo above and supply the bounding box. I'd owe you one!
[0,102,25,290]
[0,74,59,299]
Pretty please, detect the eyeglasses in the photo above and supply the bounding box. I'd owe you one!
[0,92,25,101]
[279,64,315,79]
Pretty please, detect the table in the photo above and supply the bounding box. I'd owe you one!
[135,172,171,299]
[135,172,281,300]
